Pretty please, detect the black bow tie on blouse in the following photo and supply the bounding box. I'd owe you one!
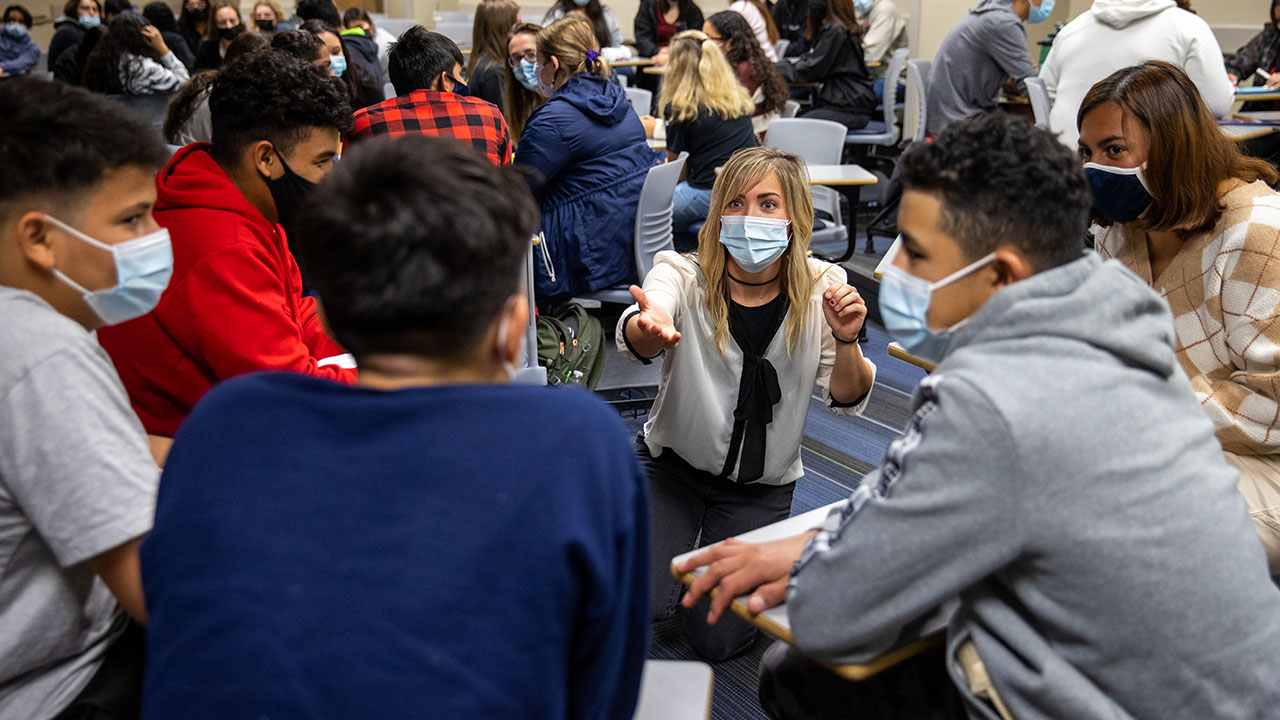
[719,297,788,483]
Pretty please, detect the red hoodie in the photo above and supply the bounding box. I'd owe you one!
[98,144,356,437]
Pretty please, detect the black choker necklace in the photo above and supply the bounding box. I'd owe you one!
[727,272,779,287]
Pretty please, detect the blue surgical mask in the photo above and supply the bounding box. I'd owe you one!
[1083,161,1152,224]
[79,13,100,27]
[719,215,791,273]
[4,22,28,37]
[878,251,996,364]
[853,0,873,15]
[573,0,591,6]
[1027,0,1054,23]
[534,61,557,98]
[46,215,173,326]
[517,58,540,92]
[329,54,346,77]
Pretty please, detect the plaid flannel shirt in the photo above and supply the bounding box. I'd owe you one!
[348,90,513,165]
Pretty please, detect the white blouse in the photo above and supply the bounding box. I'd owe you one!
[729,0,779,62]
[615,251,875,486]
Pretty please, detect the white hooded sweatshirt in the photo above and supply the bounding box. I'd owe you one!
[1039,0,1233,148]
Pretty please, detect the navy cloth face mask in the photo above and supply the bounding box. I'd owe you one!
[1084,162,1152,224]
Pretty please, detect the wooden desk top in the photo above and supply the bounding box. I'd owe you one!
[673,502,948,681]
[1221,122,1280,141]
[612,57,653,67]
[888,341,937,372]
[642,66,667,75]
[1235,87,1280,102]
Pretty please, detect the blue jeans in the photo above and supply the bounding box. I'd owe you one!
[873,78,906,104]
[672,181,712,235]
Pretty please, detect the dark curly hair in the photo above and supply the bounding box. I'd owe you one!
[209,48,352,165]
[4,4,32,26]
[898,113,1089,272]
[707,11,787,117]
[294,135,539,360]
[82,10,163,94]
[141,1,177,32]
[271,27,324,63]
[296,0,340,28]
[0,78,166,219]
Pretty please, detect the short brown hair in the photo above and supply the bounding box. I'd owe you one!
[1078,60,1278,234]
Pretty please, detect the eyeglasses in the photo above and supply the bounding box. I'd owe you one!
[508,49,537,68]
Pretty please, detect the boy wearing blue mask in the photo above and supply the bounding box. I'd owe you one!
[678,114,1280,720]
[0,79,168,720]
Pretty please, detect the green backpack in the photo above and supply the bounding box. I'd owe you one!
[536,302,605,389]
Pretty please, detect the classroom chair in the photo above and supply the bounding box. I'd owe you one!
[377,17,417,39]
[781,99,800,118]
[382,82,395,99]
[632,660,714,720]
[433,20,472,46]
[626,87,653,118]
[435,10,471,23]
[574,152,688,304]
[104,93,173,138]
[774,38,789,57]
[1024,76,1052,130]
[902,58,930,144]
[763,118,849,252]
[845,48,908,149]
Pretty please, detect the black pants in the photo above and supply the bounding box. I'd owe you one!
[639,438,795,662]
[53,619,145,720]
[801,106,871,131]
[758,641,964,720]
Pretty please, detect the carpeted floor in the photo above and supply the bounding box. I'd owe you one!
[605,319,925,720]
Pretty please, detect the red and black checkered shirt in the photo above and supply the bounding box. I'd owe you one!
[348,90,513,165]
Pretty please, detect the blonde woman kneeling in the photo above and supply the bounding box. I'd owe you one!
[616,146,876,660]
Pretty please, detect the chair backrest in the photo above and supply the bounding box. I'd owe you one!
[436,10,471,22]
[625,87,652,117]
[903,58,930,143]
[1024,76,1051,130]
[433,21,472,46]
[763,117,846,165]
[781,99,800,118]
[382,81,396,99]
[877,48,909,133]
[634,152,688,280]
[773,38,789,57]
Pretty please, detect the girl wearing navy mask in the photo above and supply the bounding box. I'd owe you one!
[617,146,876,661]
[1080,60,1280,575]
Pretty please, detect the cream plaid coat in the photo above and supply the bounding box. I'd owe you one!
[1096,180,1280,455]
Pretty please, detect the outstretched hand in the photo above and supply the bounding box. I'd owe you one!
[629,285,680,350]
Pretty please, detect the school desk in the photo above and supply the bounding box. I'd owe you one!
[672,501,949,681]
[888,341,937,372]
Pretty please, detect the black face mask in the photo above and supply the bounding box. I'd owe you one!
[187,6,206,21]
[255,18,273,31]
[267,150,317,236]
[218,23,242,40]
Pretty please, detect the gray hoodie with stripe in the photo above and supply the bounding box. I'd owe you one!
[787,254,1280,720]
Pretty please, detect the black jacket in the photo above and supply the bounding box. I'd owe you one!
[47,18,85,74]
[771,0,809,55]
[194,39,222,70]
[1227,24,1280,80]
[633,0,703,59]
[777,22,876,115]
[162,30,196,70]
[468,55,506,111]
[340,31,384,86]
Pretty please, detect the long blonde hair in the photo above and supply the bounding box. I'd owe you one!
[468,0,519,79]
[660,30,755,123]
[535,15,610,82]
[697,146,817,355]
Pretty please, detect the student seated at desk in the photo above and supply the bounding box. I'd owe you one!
[97,49,357,439]
[926,0,1040,136]
[0,79,164,720]
[678,114,1280,719]
[1039,0,1233,149]
[853,0,907,80]
[776,0,877,131]
[466,0,520,111]
[705,11,789,139]
[0,4,41,75]
[139,135,649,720]
[504,21,547,144]
[516,16,657,305]
[618,146,875,662]
[81,10,191,95]
[659,30,758,233]
[1082,61,1280,575]
[1225,0,1280,88]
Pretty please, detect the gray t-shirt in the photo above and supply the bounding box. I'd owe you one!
[0,287,159,720]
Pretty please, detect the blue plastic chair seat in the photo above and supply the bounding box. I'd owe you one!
[847,121,888,137]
